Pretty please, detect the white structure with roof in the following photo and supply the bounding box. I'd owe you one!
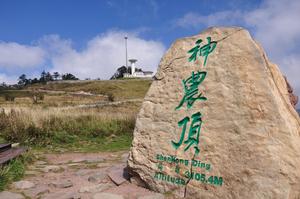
[123,59,154,78]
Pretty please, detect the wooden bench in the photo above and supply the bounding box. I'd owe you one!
[0,143,27,165]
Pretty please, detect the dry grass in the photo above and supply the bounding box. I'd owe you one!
[1,101,140,125]
[0,93,106,107]
[26,79,152,100]
[0,79,151,151]
[0,101,140,144]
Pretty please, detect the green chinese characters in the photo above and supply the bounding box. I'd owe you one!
[156,36,223,188]
[172,36,217,156]
[175,71,207,110]
[188,36,217,66]
[172,112,203,156]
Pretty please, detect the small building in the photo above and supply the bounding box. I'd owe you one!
[123,59,154,78]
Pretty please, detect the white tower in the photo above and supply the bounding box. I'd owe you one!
[129,59,137,76]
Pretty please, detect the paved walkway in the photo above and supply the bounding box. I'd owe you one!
[2,151,167,199]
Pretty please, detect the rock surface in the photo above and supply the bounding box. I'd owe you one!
[79,183,113,193]
[49,180,73,188]
[42,191,81,199]
[138,193,165,199]
[0,191,25,199]
[92,192,124,199]
[128,27,300,198]
[284,76,299,108]
[88,172,107,183]
[13,180,35,189]
[23,185,50,198]
[42,165,62,173]
[108,166,130,185]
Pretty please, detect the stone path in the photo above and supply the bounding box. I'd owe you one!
[2,151,167,199]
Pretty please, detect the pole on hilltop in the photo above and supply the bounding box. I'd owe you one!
[124,36,128,71]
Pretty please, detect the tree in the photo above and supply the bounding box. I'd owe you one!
[53,72,60,80]
[18,74,28,86]
[40,70,47,83]
[61,73,79,80]
[45,72,53,82]
[0,82,7,90]
[110,66,128,79]
[31,78,39,84]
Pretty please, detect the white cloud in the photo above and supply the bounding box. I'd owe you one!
[0,30,166,83]
[245,0,300,57]
[245,0,300,108]
[0,73,18,84]
[37,35,74,57]
[48,30,166,79]
[0,42,45,68]
[176,0,300,108]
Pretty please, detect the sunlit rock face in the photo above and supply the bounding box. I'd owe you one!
[284,76,299,108]
[128,27,300,199]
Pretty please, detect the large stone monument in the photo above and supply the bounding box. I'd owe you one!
[128,27,300,198]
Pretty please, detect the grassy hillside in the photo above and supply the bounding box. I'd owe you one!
[26,79,152,100]
[0,79,152,107]
[0,79,152,152]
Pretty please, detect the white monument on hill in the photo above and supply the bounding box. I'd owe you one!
[123,59,154,78]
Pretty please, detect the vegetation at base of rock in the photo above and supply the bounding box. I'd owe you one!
[0,152,33,191]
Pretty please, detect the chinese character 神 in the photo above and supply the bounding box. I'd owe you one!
[188,37,217,66]
[176,71,207,110]
[171,112,203,156]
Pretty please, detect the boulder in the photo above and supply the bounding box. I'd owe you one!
[128,27,300,198]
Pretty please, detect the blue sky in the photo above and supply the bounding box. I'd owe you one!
[0,0,260,45]
[0,0,299,108]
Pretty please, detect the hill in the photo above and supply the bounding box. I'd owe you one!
[26,79,152,100]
